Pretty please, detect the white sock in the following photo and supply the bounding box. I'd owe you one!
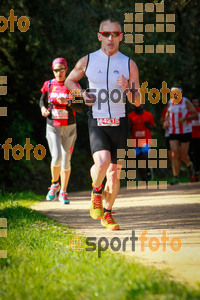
[60,190,66,194]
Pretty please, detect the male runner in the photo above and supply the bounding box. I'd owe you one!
[64,18,140,230]
[165,87,197,184]
[189,97,200,181]
[160,102,172,163]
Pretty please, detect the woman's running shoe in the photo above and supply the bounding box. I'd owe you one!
[46,183,60,201]
[59,192,70,204]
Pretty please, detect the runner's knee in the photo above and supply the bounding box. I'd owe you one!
[171,150,179,159]
[51,155,62,167]
[95,160,110,174]
[61,155,71,171]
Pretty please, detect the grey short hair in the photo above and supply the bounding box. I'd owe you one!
[99,18,122,32]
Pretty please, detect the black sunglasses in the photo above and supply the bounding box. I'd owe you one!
[100,31,121,37]
[53,68,66,73]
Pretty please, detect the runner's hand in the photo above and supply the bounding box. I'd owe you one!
[163,120,169,129]
[83,91,95,106]
[178,118,185,124]
[57,97,71,105]
[117,74,129,91]
[41,107,50,117]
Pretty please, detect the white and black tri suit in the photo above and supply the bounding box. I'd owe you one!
[85,49,130,163]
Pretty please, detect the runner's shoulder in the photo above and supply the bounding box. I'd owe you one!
[76,55,88,72]
[129,59,138,71]
[41,78,54,93]
[128,110,136,118]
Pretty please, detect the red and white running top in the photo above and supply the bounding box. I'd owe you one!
[40,79,75,127]
[168,97,192,134]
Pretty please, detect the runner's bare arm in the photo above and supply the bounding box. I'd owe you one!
[65,55,88,90]
[65,56,94,106]
[126,60,140,107]
[163,110,170,129]
[186,100,198,118]
[117,60,140,107]
[179,99,198,123]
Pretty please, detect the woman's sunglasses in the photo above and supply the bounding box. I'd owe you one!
[53,68,66,73]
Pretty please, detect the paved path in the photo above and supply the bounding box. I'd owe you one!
[32,182,200,288]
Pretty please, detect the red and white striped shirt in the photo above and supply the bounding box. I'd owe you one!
[168,97,192,134]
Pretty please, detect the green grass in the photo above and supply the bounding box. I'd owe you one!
[0,192,200,300]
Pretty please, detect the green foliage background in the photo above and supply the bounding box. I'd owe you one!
[0,0,199,193]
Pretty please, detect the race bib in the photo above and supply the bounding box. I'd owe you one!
[135,131,145,137]
[97,118,120,126]
[52,109,68,119]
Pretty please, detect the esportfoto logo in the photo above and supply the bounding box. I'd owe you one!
[69,230,181,258]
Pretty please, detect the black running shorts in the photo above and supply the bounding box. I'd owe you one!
[88,117,129,164]
[169,133,191,143]
[166,137,170,150]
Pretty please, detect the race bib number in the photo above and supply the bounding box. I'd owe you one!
[97,118,120,126]
[135,131,145,137]
[52,109,68,119]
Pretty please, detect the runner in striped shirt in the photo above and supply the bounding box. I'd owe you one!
[165,87,197,185]
[189,97,200,181]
